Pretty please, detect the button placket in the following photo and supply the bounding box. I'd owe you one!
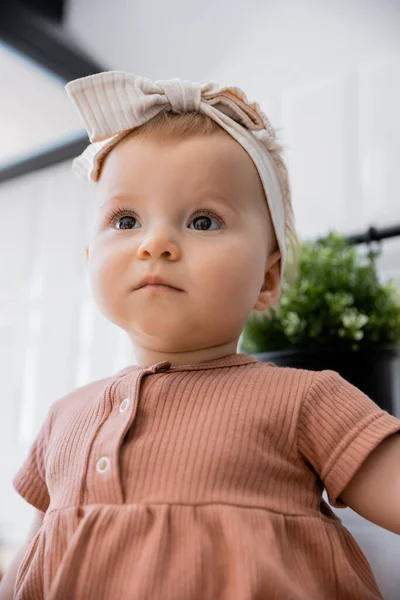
[87,368,160,504]
[94,397,130,479]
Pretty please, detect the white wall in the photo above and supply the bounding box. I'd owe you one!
[0,42,84,166]
[65,0,400,111]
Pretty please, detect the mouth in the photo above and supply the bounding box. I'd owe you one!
[138,284,183,292]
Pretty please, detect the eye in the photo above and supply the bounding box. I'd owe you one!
[188,208,225,231]
[106,206,140,230]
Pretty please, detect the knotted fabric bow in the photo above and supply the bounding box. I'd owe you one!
[65,71,286,271]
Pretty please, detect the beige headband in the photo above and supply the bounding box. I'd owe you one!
[65,71,286,271]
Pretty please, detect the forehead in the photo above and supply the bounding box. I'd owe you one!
[95,132,266,206]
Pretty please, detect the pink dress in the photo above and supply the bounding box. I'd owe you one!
[13,353,400,599]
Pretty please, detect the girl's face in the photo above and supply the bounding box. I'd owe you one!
[87,131,281,365]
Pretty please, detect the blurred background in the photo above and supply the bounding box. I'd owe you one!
[0,0,400,594]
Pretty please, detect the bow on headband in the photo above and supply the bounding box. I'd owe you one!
[66,72,273,143]
[65,71,286,272]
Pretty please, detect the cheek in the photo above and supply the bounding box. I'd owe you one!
[195,239,262,299]
[88,243,126,297]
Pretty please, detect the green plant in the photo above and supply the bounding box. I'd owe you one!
[241,232,400,353]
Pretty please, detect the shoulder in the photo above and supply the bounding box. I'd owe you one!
[242,362,362,418]
[238,360,321,417]
[246,360,317,392]
[249,361,350,395]
[50,368,130,420]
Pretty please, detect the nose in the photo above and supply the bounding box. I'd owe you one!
[137,229,181,261]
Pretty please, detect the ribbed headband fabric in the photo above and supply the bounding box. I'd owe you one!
[65,71,286,272]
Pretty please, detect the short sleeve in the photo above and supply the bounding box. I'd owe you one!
[297,369,400,508]
[12,407,54,512]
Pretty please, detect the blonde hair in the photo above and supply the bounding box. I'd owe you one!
[99,110,299,285]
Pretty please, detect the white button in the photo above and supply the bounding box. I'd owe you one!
[96,456,110,474]
[119,398,130,413]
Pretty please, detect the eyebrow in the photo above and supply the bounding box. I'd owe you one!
[98,193,140,210]
[99,191,240,213]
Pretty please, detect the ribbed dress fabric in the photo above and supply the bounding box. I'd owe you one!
[12,353,400,599]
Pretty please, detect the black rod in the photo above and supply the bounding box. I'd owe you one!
[0,137,89,184]
[0,1,104,81]
[346,225,400,246]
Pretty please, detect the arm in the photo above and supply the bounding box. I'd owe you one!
[0,509,45,600]
[340,432,400,535]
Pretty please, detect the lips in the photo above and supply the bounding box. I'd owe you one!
[135,274,182,291]
[141,283,176,289]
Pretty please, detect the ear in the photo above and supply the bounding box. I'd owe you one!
[253,249,281,311]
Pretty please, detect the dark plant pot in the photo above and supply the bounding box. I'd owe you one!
[252,345,400,416]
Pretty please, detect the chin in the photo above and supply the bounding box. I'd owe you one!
[126,319,186,343]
